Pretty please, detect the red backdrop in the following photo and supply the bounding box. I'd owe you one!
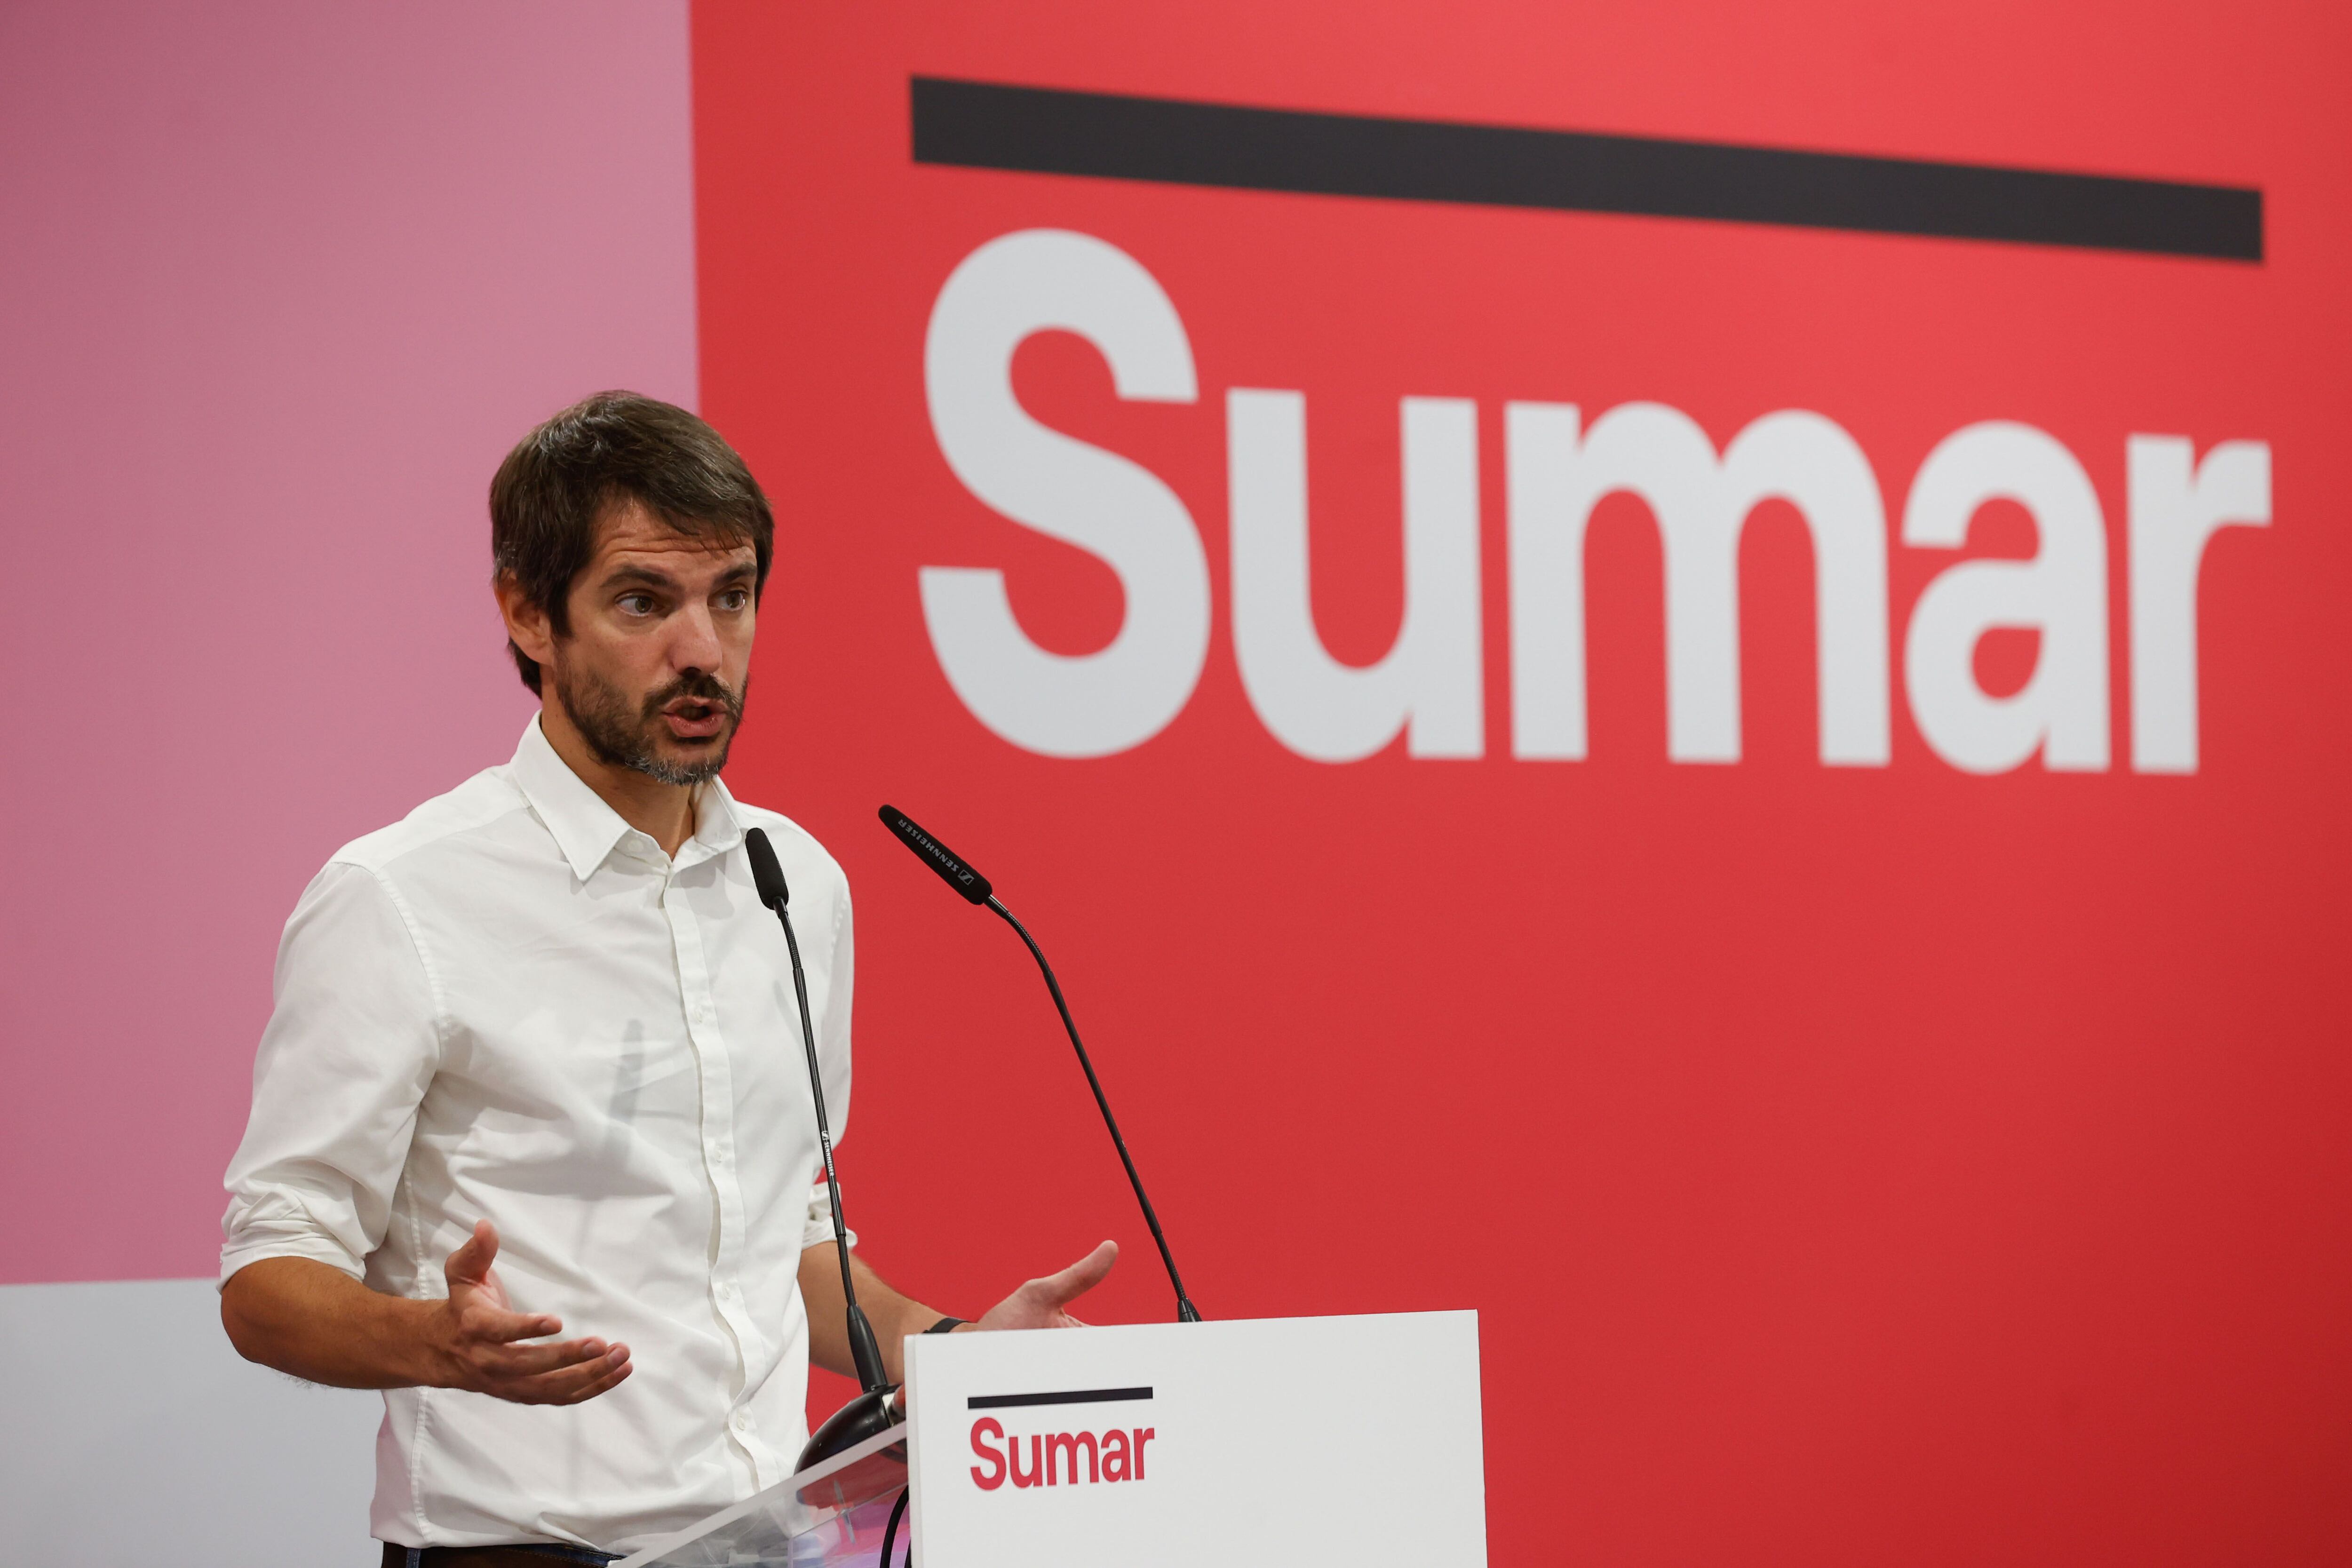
[693,4,2351,1563]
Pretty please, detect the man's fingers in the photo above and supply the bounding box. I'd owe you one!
[480,1334,611,1379]
[472,1305,566,1345]
[430,1222,626,1399]
[444,1219,500,1287]
[550,1356,633,1406]
[514,1345,630,1404]
[550,1360,632,1406]
[503,1345,633,1406]
[1029,1240,1118,1306]
[972,1241,1118,1332]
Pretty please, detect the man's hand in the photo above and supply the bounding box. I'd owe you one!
[800,1239,1119,1389]
[425,1221,632,1405]
[971,1240,1119,1331]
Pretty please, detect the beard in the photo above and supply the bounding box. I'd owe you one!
[550,657,747,787]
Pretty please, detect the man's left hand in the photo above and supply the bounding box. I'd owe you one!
[971,1240,1118,1330]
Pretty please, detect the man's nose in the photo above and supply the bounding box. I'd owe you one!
[668,602,725,672]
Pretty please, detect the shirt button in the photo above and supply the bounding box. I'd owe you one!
[731,1411,754,1433]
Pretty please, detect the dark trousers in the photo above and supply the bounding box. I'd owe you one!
[380,1544,618,1567]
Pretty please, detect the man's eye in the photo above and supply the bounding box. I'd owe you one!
[717,589,750,612]
[618,594,657,616]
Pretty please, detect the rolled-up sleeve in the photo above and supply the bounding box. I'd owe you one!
[221,860,442,1286]
[802,1182,857,1253]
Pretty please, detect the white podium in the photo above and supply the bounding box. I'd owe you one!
[615,1311,1485,1568]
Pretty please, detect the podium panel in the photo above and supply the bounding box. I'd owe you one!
[907,1310,1484,1568]
[619,1310,1483,1568]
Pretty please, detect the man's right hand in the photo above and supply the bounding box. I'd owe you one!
[427,1220,632,1405]
[220,1222,630,1405]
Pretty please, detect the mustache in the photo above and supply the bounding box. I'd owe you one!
[643,670,745,724]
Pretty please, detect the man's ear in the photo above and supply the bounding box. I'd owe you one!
[495,573,556,671]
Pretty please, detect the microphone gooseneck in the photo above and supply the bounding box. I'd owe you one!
[744,828,902,1471]
[877,805,1201,1324]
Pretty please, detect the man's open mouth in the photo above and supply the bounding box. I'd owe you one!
[662,698,728,740]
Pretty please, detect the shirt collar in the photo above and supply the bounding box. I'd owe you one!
[677,770,748,870]
[510,715,747,880]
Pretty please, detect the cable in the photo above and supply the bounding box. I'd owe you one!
[877,1484,912,1568]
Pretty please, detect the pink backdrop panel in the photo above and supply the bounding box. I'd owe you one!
[0,1,700,1283]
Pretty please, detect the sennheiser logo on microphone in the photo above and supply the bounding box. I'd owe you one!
[902,821,974,883]
[881,807,999,907]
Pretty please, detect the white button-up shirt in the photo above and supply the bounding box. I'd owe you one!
[222,717,854,1554]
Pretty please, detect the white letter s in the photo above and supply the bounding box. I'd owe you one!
[922,230,1209,757]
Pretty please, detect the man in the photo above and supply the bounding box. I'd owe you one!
[221,391,1115,1566]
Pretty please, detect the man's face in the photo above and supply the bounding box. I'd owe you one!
[538,503,759,786]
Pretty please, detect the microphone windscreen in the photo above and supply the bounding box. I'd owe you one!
[878,805,993,905]
[744,827,791,910]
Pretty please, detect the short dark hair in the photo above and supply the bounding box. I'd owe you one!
[489,391,774,693]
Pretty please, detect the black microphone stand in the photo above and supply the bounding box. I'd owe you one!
[879,805,1201,1323]
[744,828,902,1472]
[982,894,1201,1322]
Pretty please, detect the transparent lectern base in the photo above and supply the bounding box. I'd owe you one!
[614,1423,910,1568]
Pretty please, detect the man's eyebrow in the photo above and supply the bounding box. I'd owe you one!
[597,565,684,591]
[595,558,758,592]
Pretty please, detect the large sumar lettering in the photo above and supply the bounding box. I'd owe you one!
[921,230,2272,776]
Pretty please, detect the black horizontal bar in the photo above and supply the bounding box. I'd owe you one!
[969,1385,1154,1410]
[911,77,2261,263]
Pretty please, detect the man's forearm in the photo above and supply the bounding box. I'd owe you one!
[222,1256,445,1389]
[799,1248,956,1386]
[223,1226,630,1406]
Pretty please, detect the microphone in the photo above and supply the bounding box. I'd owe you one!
[743,827,901,1470]
[878,804,1201,1323]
